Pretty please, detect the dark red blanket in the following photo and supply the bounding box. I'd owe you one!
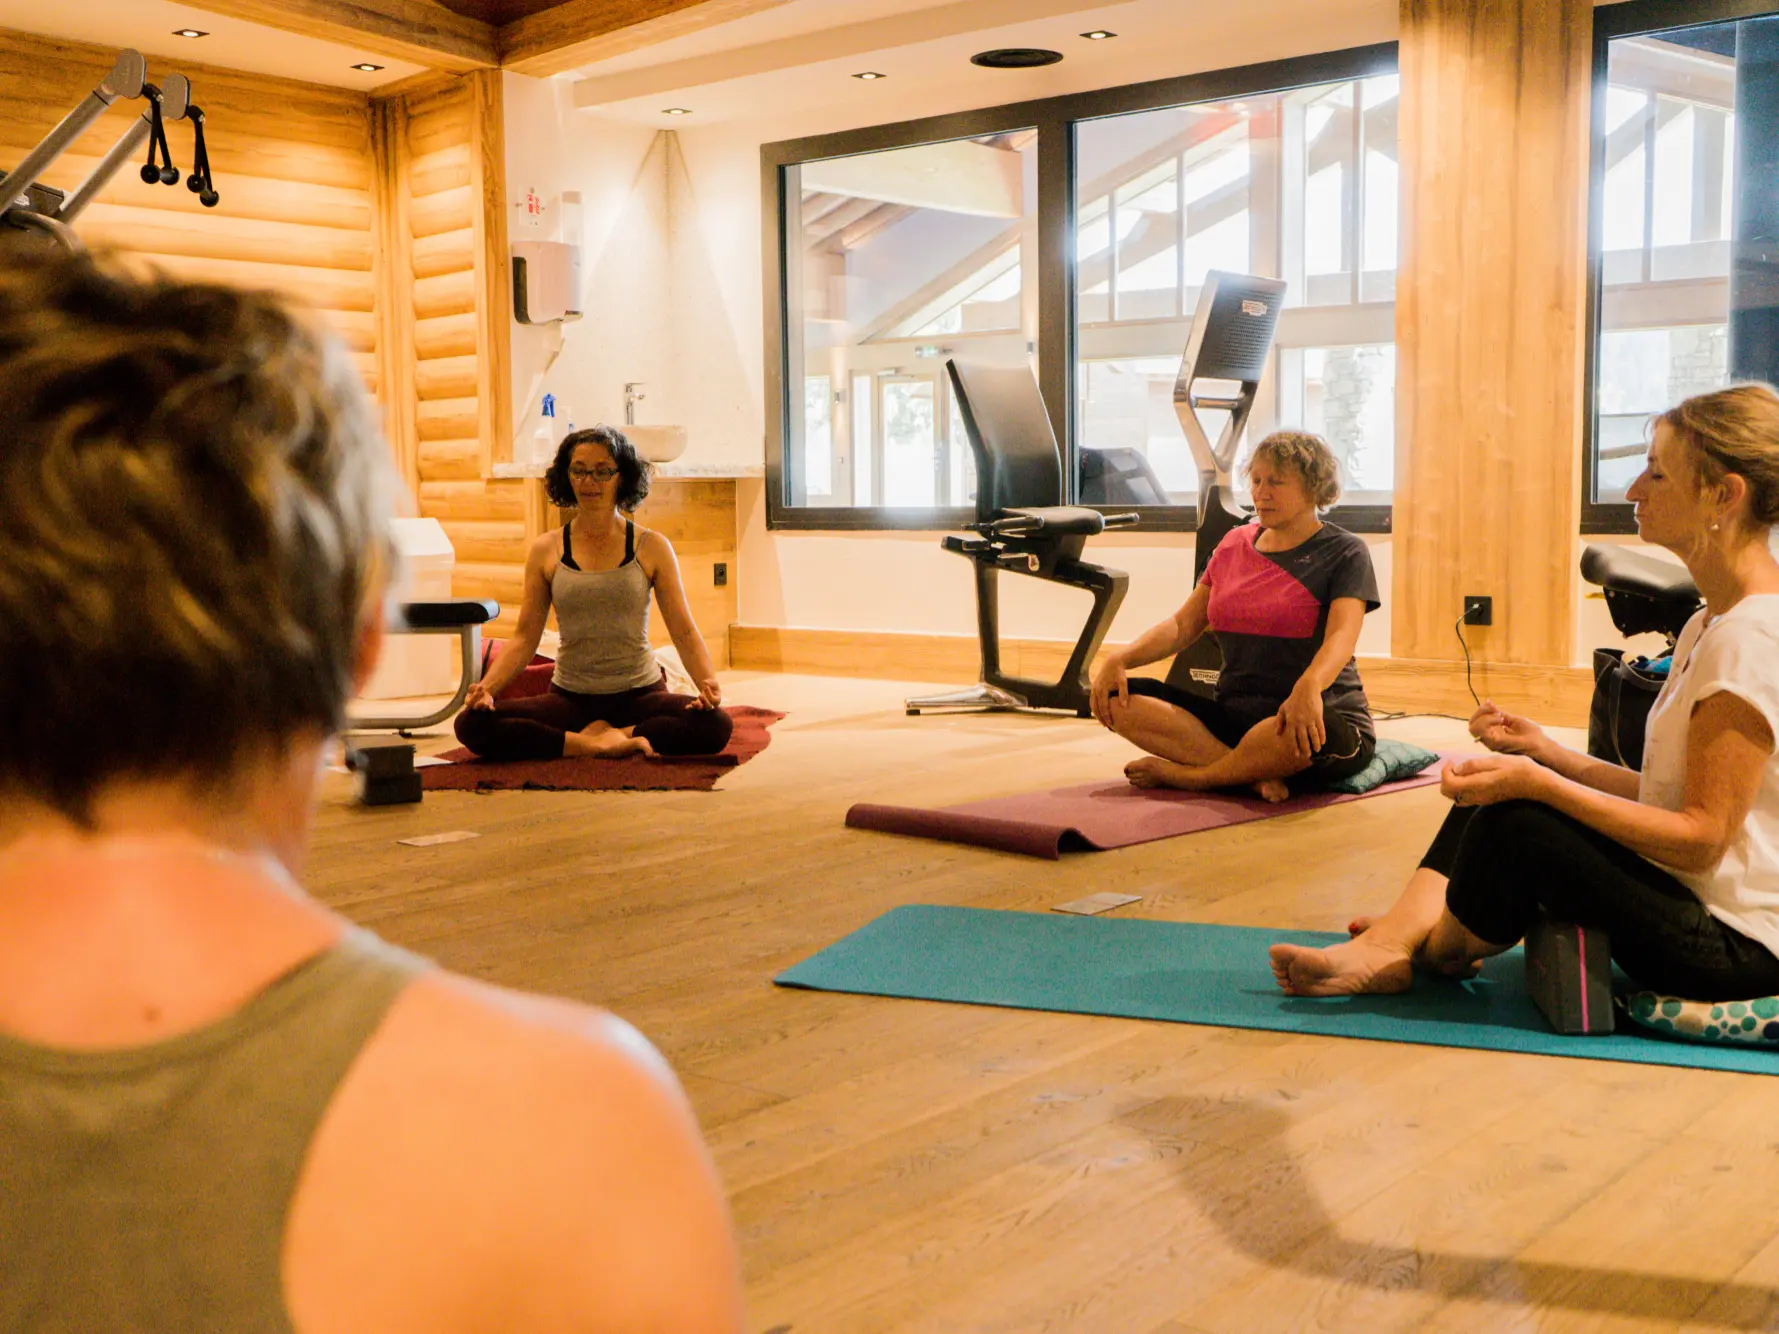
[422,706,784,793]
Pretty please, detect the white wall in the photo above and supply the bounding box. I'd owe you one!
[500,1,1670,666]
[504,73,666,463]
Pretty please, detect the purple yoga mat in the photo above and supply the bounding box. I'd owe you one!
[846,768,1446,859]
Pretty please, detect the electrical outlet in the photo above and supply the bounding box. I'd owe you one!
[1463,595,1492,626]
[714,562,728,587]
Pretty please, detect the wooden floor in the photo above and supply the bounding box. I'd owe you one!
[312,674,1779,1334]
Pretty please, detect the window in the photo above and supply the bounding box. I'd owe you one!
[1075,75,1398,510]
[784,132,1034,514]
[1588,4,1778,525]
[765,44,1399,529]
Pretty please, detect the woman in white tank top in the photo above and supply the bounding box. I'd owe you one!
[1273,384,1779,1002]
[455,427,732,761]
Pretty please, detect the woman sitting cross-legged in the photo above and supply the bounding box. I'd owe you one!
[1090,430,1380,803]
[454,426,733,761]
[1271,384,1779,1002]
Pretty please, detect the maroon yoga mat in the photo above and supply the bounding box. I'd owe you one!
[421,706,784,793]
[846,767,1445,859]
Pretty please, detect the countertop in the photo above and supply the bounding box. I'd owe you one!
[490,460,764,480]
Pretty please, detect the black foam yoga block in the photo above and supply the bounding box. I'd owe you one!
[357,772,423,806]
[347,741,422,805]
[1524,915,1615,1035]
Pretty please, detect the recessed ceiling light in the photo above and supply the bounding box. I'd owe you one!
[664,107,692,115]
[970,48,1064,69]
[351,62,384,72]
[1081,30,1117,40]
[853,71,886,80]
[172,28,208,38]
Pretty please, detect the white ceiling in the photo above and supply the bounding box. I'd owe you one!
[568,0,1398,126]
[0,0,425,90]
[565,0,1648,128]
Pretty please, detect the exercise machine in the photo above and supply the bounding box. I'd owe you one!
[905,360,1139,717]
[347,599,501,735]
[1580,542,1701,767]
[1,48,219,252]
[1162,271,1287,698]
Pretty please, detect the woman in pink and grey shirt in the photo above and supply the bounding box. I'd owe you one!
[1092,431,1379,803]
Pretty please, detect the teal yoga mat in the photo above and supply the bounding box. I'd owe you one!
[775,905,1777,1075]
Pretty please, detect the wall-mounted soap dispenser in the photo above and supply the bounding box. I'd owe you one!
[513,190,583,324]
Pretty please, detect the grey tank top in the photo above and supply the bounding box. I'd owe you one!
[551,519,659,695]
[0,928,425,1334]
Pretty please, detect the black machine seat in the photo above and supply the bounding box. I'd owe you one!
[399,598,498,629]
[1580,544,1701,643]
[906,361,1138,717]
[987,506,1109,539]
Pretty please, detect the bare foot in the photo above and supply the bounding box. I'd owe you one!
[1251,778,1290,804]
[1348,915,1376,937]
[1124,756,1204,790]
[1269,935,1414,997]
[562,721,657,759]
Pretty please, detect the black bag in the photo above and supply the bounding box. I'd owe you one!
[1588,648,1667,768]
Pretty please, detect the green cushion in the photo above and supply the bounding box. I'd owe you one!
[1620,991,1779,1046]
[1323,738,1441,795]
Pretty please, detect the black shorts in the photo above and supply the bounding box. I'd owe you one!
[1124,677,1375,784]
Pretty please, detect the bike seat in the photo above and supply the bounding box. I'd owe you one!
[1579,545,1698,604]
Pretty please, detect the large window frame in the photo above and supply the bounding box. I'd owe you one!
[1585,0,1779,532]
[762,43,1399,533]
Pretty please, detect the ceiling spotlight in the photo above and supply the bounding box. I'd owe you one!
[970,48,1064,69]
[1081,30,1117,40]
[664,107,693,115]
[172,28,208,38]
[351,62,385,72]
[853,71,886,80]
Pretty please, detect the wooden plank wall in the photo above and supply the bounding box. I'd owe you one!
[1392,0,1593,665]
[0,30,379,394]
[373,71,525,634]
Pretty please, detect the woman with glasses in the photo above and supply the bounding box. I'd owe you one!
[454,426,733,760]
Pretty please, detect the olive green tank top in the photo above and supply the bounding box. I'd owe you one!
[0,927,427,1332]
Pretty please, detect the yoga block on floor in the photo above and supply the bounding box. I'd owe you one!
[1525,915,1614,1035]
[348,741,423,807]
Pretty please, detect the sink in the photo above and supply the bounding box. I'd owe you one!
[624,423,687,463]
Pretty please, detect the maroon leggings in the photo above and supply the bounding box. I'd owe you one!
[454,677,733,760]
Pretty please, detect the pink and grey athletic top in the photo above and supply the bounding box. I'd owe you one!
[1200,521,1380,737]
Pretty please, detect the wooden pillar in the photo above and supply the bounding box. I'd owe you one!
[468,66,513,476]
[370,93,419,502]
[1393,0,1592,664]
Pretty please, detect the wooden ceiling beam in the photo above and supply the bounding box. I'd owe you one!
[179,0,498,72]
[499,0,791,79]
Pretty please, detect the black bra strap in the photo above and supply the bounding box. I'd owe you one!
[622,518,635,567]
[560,523,580,571]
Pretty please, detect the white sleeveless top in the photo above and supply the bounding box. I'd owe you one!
[1639,594,1779,956]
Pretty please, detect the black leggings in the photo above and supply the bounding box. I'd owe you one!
[1425,802,1779,1000]
[453,678,733,760]
[1123,677,1376,784]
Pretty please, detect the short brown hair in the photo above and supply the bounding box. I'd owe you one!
[1246,430,1343,509]
[1656,383,1779,527]
[0,241,395,822]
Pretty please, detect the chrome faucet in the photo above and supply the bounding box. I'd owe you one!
[623,381,644,426]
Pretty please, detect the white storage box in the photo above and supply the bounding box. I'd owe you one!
[358,517,460,700]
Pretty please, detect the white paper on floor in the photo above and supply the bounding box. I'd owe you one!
[1051,892,1142,916]
[396,830,481,847]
